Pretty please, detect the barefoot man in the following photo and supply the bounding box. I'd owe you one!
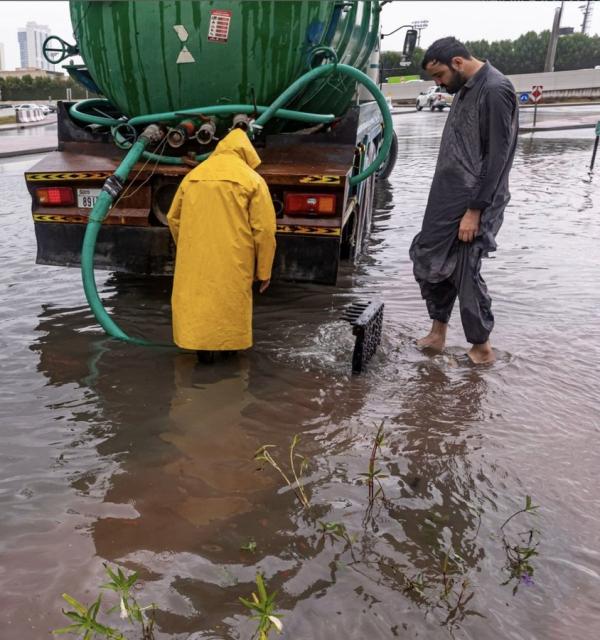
[410,37,518,364]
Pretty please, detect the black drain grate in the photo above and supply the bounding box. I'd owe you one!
[341,300,384,374]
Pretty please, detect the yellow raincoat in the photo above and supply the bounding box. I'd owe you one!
[166,129,276,350]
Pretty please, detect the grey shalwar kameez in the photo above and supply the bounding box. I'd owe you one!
[410,62,518,344]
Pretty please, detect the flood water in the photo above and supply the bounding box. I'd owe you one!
[1,110,599,639]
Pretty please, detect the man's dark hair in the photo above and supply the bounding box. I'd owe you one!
[421,37,472,70]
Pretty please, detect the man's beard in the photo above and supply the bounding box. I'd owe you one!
[442,67,467,94]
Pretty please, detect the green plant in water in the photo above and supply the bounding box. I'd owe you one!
[53,564,155,640]
[54,594,122,640]
[318,521,356,550]
[500,496,540,594]
[437,549,475,624]
[241,539,258,554]
[402,572,430,598]
[359,421,388,515]
[255,434,310,508]
[239,573,283,640]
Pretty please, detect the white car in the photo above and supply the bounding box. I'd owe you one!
[415,86,453,111]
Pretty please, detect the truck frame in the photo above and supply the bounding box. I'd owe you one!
[25,100,393,285]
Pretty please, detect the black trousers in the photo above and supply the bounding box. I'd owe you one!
[416,243,494,344]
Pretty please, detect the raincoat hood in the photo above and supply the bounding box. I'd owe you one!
[211,128,261,169]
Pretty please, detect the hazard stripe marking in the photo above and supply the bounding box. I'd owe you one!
[277,224,340,236]
[26,172,111,181]
[299,175,342,185]
[33,214,88,223]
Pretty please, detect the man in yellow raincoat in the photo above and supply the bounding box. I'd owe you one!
[166,128,276,358]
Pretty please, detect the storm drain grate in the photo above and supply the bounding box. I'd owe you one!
[341,300,384,374]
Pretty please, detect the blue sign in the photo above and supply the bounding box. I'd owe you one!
[519,92,530,103]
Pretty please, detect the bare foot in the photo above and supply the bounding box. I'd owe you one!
[467,341,496,364]
[417,320,448,353]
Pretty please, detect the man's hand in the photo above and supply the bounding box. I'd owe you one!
[458,208,481,243]
[259,279,270,293]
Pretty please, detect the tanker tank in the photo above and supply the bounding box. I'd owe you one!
[68,0,381,124]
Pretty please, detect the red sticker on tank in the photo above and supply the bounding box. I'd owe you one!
[208,10,232,43]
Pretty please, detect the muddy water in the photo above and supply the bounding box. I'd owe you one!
[1,111,599,639]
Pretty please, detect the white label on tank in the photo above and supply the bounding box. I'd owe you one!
[208,10,231,43]
[176,46,195,64]
[173,25,189,42]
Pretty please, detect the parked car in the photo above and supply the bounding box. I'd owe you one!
[415,86,454,111]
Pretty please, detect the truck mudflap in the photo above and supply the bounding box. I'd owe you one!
[34,222,175,275]
[273,228,341,285]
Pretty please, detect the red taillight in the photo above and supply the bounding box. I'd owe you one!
[284,192,336,216]
[36,187,75,206]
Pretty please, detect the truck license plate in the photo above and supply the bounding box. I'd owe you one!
[77,188,101,208]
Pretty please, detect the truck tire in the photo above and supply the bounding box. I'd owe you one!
[376,130,398,180]
[342,140,377,261]
[429,102,436,111]
[415,103,423,111]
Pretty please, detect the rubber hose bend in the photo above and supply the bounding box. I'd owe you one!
[252,62,393,186]
[80,129,167,346]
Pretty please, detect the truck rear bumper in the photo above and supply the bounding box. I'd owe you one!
[34,222,340,284]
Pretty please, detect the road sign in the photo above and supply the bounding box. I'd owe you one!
[519,92,530,103]
[596,120,600,136]
[530,85,543,104]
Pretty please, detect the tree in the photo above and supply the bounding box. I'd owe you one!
[380,47,425,81]
[0,75,95,101]
[381,30,600,78]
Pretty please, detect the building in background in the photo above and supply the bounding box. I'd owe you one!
[0,43,5,71]
[18,22,55,72]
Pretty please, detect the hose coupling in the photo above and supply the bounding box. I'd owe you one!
[195,119,216,145]
[139,124,164,144]
[101,174,124,200]
[231,113,254,132]
[167,119,198,148]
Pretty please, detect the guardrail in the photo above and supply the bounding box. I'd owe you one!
[382,68,600,103]
[16,108,46,123]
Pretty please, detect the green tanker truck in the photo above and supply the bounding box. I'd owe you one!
[25,1,413,285]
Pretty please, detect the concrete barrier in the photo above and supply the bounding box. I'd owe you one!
[15,108,45,123]
[382,68,600,103]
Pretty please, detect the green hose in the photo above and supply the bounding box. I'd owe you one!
[70,100,335,128]
[77,62,393,344]
[80,126,166,346]
[251,62,393,186]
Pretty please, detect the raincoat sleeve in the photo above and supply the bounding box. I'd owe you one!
[249,178,277,281]
[468,84,517,211]
[166,183,185,245]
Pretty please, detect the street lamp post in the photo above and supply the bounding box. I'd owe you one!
[411,20,429,48]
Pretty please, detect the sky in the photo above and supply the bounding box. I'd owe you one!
[0,1,598,71]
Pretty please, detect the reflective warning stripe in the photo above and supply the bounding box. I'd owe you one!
[26,172,111,182]
[298,175,342,185]
[33,214,141,226]
[33,214,88,223]
[277,224,340,237]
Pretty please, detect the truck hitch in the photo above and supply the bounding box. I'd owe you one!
[341,300,384,374]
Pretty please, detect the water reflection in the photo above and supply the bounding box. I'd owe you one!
[4,110,599,639]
